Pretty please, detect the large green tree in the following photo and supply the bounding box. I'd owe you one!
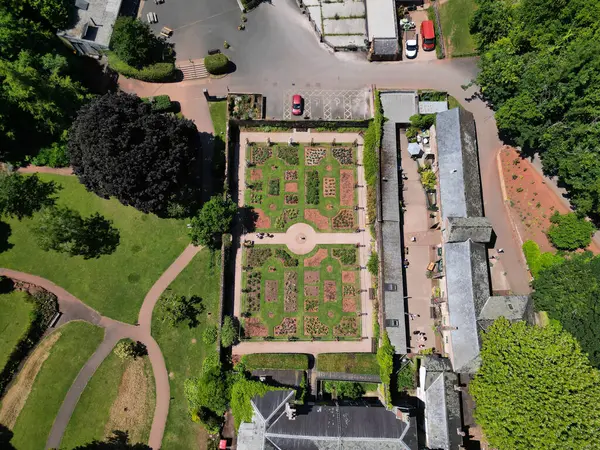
[0,173,59,219]
[189,195,237,249]
[68,92,200,217]
[470,318,600,450]
[472,0,600,217]
[532,253,600,366]
[110,17,171,68]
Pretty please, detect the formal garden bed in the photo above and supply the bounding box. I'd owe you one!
[316,353,380,375]
[241,245,362,340]
[241,353,309,370]
[244,143,358,232]
[228,93,263,120]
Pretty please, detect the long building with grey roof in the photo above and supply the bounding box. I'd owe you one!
[237,390,418,450]
[435,107,532,374]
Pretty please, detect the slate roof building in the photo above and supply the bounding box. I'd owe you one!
[434,107,532,374]
[237,390,418,450]
[366,0,400,60]
[58,0,123,57]
[417,356,463,450]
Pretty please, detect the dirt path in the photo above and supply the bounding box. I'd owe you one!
[16,166,74,176]
[0,246,201,450]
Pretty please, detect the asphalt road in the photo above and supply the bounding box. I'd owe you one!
[131,0,529,294]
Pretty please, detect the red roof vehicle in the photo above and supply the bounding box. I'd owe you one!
[292,94,303,116]
[420,20,435,51]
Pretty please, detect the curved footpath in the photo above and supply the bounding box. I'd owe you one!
[0,244,201,450]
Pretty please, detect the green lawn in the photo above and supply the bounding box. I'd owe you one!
[0,174,189,323]
[152,249,221,450]
[209,100,227,192]
[245,143,358,232]
[316,353,379,375]
[60,341,155,449]
[11,321,104,450]
[0,291,35,371]
[241,245,361,340]
[439,0,478,57]
[242,353,309,370]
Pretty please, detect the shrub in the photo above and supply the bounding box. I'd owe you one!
[367,251,379,276]
[230,378,283,428]
[114,339,147,360]
[324,381,364,399]
[204,53,230,75]
[159,293,204,327]
[409,113,436,130]
[146,95,173,112]
[306,171,320,204]
[221,315,237,347]
[29,131,70,168]
[268,178,280,196]
[396,362,416,392]
[107,53,176,82]
[547,212,596,250]
[377,331,394,385]
[420,168,437,191]
[240,0,263,11]
[241,353,309,370]
[203,325,218,345]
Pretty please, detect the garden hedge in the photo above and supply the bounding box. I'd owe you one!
[0,287,58,395]
[204,53,230,75]
[242,353,309,370]
[108,53,176,82]
[241,0,262,11]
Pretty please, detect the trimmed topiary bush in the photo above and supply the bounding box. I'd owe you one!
[204,53,230,75]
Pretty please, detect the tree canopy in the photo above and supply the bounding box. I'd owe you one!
[470,318,600,450]
[532,252,600,366]
[470,0,600,218]
[0,5,89,162]
[189,195,237,248]
[0,173,59,219]
[68,92,200,217]
[110,17,173,68]
[31,206,120,258]
[546,212,596,250]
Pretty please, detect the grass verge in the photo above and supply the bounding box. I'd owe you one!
[152,248,221,450]
[316,353,380,375]
[10,321,104,450]
[0,291,35,371]
[0,174,189,323]
[242,354,309,370]
[60,341,155,448]
[209,101,227,192]
[439,0,477,57]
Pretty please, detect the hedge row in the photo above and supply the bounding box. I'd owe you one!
[0,286,58,395]
[108,52,176,82]
[242,353,310,370]
[316,353,379,375]
[241,0,262,11]
[364,91,383,226]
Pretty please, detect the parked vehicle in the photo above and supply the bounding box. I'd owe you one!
[420,20,436,51]
[292,94,303,116]
[404,29,418,59]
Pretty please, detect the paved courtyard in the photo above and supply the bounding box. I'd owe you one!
[282,89,371,120]
[233,131,374,355]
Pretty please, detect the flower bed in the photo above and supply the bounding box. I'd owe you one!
[304,316,329,336]
[277,146,299,165]
[304,271,320,284]
[247,248,272,267]
[244,317,268,337]
[228,93,263,120]
[332,147,354,164]
[323,177,336,198]
[268,178,280,196]
[265,280,278,302]
[332,209,355,229]
[342,297,357,312]
[305,298,319,312]
[284,272,298,312]
[275,248,299,267]
[305,147,326,165]
[324,280,337,302]
[306,171,320,205]
[334,317,359,337]
[340,170,354,206]
[274,317,297,336]
[284,170,298,181]
[285,194,299,205]
[251,146,271,165]
[333,248,357,265]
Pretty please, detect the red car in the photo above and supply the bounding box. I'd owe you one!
[292,94,303,116]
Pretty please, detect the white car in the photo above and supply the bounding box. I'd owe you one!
[405,36,418,59]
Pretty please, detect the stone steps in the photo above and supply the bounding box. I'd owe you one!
[177,62,208,80]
